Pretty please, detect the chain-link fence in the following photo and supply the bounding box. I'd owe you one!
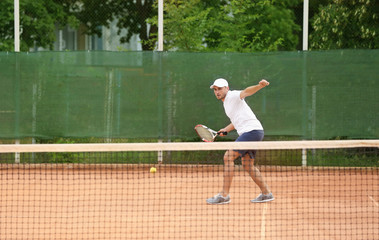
[1,0,378,52]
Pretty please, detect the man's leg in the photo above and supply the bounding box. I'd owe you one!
[241,155,271,195]
[206,150,239,204]
[220,150,240,197]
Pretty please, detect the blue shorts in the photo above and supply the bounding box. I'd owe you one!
[234,130,264,159]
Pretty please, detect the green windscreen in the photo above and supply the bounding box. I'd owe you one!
[0,50,378,140]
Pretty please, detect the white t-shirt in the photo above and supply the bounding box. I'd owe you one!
[223,90,263,135]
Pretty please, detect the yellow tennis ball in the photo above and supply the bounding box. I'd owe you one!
[150,167,157,173]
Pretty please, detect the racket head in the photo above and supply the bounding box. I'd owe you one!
[194,124,217,142]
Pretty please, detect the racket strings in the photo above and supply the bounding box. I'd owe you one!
[195,127,214,142]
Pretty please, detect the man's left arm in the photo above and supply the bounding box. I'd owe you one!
[240,79,270,99]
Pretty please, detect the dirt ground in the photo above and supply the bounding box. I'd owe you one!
[0,164,378,240]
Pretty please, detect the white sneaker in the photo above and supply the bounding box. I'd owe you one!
[250,193,275,203]
[206,193,231,205]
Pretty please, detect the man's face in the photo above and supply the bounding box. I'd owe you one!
[213,86,229,101]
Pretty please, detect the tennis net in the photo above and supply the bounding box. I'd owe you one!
[0,140,378,239]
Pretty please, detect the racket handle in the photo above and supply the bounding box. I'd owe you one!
[217,131,228,136]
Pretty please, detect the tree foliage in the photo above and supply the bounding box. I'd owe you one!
[1,0,378,52]
[0,0,156,51]
[149,0,301,52]
[113,0,157,50]
[0,0,78,51]
[310,0,379,49]
[69,0,115,37]
[72,0,157,50]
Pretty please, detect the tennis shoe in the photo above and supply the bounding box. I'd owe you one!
[250,193,275,203]
[206,193,231,205]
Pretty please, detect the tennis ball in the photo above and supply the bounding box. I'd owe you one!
[150,167,157,173]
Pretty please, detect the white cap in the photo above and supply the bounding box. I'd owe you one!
[210,78,229,89]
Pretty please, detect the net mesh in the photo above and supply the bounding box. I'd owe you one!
[0,140,378,239]
[1,50,378,140]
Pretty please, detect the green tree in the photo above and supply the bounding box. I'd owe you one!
[71,0,157,50]
[310,0,379,49]
[290,0,330,49]
[69,0,115,38]
[0,0,78,51]
[112,0,157,50]
[213,0,301,52]
[152,0,215,51]
[149,0,301,52]
[0,0,156,51]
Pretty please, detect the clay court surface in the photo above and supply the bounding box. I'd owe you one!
[0,165,378,240]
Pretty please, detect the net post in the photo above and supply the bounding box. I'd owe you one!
[157,0,164,163]
[14,0,20,52]
[302,0,309,167]
[158,0,164,51]
[302,0,309,51]
[14,0,20,164]
[301,148,307,167]
[157,139,163,163]
[14,139,20,164]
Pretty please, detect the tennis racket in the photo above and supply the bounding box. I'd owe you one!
[194,124,227,142]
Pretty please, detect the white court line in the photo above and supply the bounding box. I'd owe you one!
[368,195,378,207]
[260,203,268,240]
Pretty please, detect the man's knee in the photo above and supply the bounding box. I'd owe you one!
[241,156,255,170]
[224,150,237,163]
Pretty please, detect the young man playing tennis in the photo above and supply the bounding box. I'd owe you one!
[207,78,274,204]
